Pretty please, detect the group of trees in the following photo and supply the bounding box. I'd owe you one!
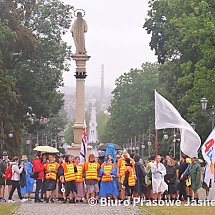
[0,0,74,155]
[99,0,215,158]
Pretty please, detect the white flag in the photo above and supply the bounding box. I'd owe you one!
[80,120,88,164]
[155,90,201,157]
[202,128,215,186]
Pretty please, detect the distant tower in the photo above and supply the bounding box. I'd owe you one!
[100,64,105,111]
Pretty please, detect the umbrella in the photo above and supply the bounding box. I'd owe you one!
[33,145,59,153]
[98,143,122,151]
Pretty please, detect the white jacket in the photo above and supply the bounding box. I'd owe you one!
[11,163,24,181]
[151,162,166,180]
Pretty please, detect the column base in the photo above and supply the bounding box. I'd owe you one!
[67,144,81,157]
[73,123,83,145]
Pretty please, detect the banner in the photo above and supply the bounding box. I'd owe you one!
[202,128,215,186]
[155,90,201,157]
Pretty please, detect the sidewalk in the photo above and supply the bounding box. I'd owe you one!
[1,184,207,215]
[15,203,139,215]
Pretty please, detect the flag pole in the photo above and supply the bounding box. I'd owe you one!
[155,129,158,163]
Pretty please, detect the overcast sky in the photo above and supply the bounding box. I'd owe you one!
[62,0,157,89]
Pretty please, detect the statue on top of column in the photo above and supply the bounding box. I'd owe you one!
[71,11,88,55]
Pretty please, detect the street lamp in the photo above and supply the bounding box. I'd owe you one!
[25,132,39,158]
[147,139,152,157]
[147,133,155,157]
[201,98,208,111]
[200,97,215,130]
[190,122,196,130]
[163,128,180,158]
[163,131,168,140]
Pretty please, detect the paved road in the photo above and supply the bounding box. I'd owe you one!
[14,203,139,215]
[6,186,206,215]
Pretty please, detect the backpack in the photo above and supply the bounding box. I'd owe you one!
[20,170,26,187]
[148,169,152,181]
[5,165,13,180]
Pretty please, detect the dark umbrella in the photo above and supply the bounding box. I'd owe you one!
[98,143,122,151]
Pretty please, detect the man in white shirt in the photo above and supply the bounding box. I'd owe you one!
[151,155,168,200]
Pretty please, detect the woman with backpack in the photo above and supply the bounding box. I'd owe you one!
[8,156,28,203]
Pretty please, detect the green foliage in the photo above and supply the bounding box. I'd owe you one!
[65,121,74,145]
[96,111,110,143]
[105,63,163,145]
[0,0,74,155]
[144,0,215,139]
[13,0,73,119]
[0,20,18,121]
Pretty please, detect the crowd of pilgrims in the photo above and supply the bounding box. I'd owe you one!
[0,150,204,203]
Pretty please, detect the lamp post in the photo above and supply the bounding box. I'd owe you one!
[173,130,177,158]
[190,122,196,130]
[135,140,141,155]
[26,132,39,158]
[141,143,145,157]
[201,97,215,130]
[147,133,155,157]
[163,128,180,158]
[147,139,152,157]
[163,130,169,140]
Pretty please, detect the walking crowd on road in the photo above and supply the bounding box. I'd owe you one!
[0,149,211,204]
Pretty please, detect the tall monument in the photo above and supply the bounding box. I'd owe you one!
[69,10,90,156]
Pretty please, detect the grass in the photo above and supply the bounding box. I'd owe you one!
[140,206,215,215]
[0,204,19,215]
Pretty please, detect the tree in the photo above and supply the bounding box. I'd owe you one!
[65,121,74,145]
[13,0,73,120]
[0,0,74,155]
[0,20,18,122]
[105,63,163,145]
[96,111,110,143]
[144,0,215,138]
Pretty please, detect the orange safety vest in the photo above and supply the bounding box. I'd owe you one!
[121,166,135,187]
[85,161,100,180]
[118,158,126,177]
[118,157,135,177]
[75,164,84,183]
[44,162,60,180]
[101,163,114,182]
[61,162,76,182]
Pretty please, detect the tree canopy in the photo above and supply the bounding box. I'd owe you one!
[144,0,215,138]
[102,63,163,145]
[100,0,215,157]
[0,0,74,155]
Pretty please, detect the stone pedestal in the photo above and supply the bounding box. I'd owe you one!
[69,54,90,156]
